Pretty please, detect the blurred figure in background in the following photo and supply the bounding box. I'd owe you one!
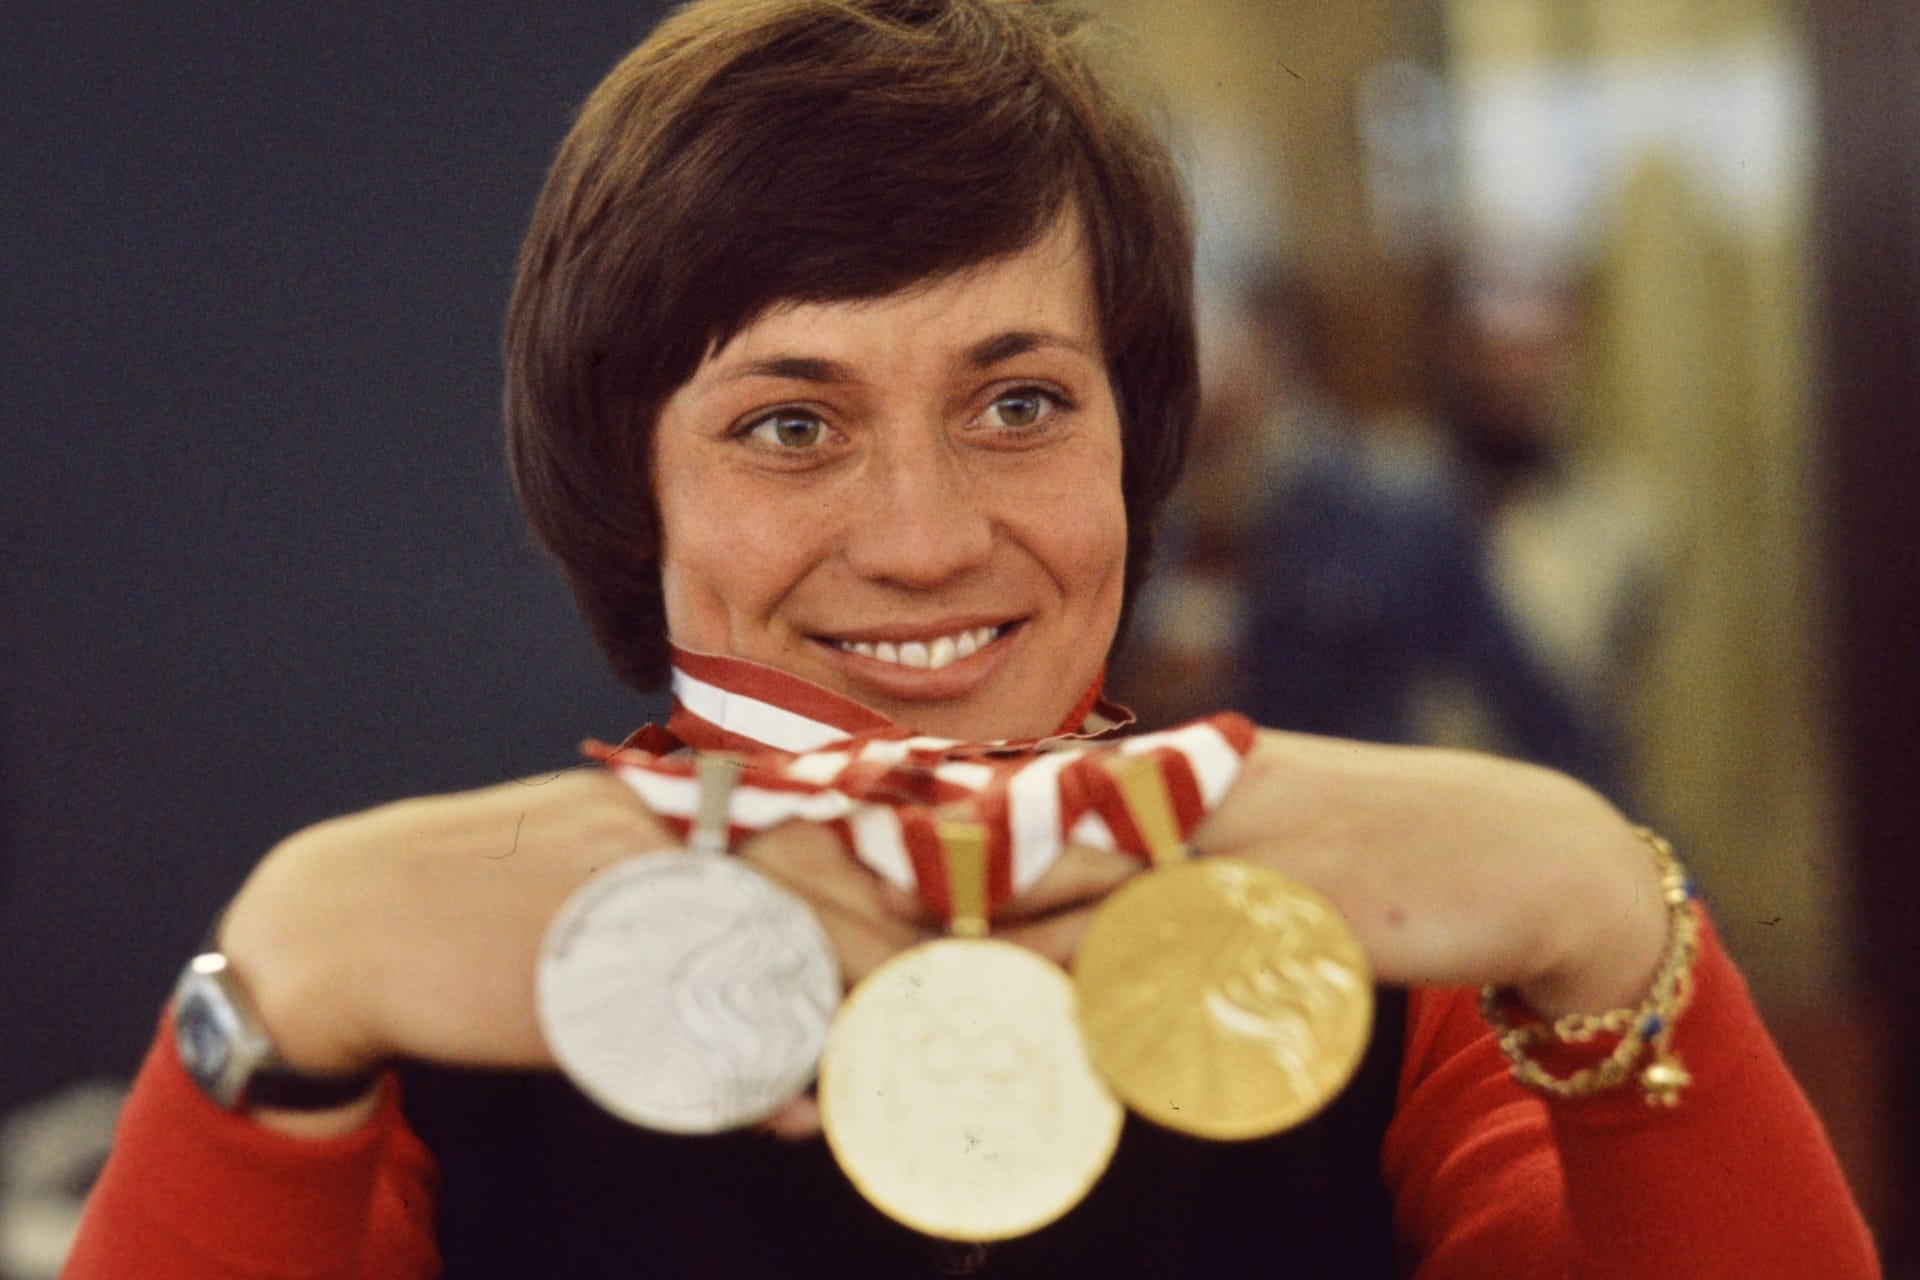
[1118,268,1624,798]
[1432,263,1673,746]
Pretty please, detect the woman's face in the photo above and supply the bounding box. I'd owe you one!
[652,217,1127,741]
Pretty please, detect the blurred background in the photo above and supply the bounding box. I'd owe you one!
[1,2,1912,1274]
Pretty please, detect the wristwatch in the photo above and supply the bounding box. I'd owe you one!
[172,950,381,1111]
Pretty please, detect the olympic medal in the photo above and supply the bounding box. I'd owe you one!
[819,937,1123,1242]
[538,851,841,1134]
[1074,858,1372,1140]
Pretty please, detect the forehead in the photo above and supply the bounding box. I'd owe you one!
[701,216,1100,370]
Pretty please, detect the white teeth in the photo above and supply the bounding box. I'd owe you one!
[839,626,999,671]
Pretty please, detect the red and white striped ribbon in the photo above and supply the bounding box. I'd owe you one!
[589,649,1255,923]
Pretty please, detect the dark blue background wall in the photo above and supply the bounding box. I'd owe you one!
[0,4,671,1116]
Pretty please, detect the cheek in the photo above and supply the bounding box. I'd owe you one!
[658,472,868,656]
[654,472,806,645]
[1017,453,1130,620]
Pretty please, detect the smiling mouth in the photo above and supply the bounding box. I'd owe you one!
[831,625,1005,672]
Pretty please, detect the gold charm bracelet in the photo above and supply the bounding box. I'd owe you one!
[1480,827,1700,1107]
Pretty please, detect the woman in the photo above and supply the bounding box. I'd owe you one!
[68,1,1875,1276]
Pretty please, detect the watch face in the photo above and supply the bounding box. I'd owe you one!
[175,987,234,1083]
[172,967,256,1107]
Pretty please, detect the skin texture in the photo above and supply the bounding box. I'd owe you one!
[218,227,1664,1143]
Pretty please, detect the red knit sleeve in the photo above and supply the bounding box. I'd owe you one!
[63,1009,439,1280]
[1382,911,1879,1278]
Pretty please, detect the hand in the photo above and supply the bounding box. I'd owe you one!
[221,768,676,1072]
[1192,730,1669,1020]
[988,840,1140,967]
[730,820,943,1142]
[216,767,678,1135]
[222,770,956,1140]
[737,821,937,987]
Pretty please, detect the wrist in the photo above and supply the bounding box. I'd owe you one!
[171,942,386,1134]
[214,826,389,1078]
[1486,827,1701,1105]
[1513,818,1672,1022]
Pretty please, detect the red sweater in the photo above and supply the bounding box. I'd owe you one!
[66,912,1876,1278]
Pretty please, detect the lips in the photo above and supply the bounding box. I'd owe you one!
[832,625,1003,672]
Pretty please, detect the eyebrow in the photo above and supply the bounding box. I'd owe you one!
[706,329,1094,390]
[723,355,855,386]
[963,329,1093,367]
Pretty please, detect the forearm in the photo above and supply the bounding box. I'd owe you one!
[214,772,674,1092]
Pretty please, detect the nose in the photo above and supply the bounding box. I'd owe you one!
[839,431,994,588]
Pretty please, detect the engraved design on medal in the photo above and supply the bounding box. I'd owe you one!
[1074,858,1373,1141]
[539,852,840,1134]
[819,938,1123,1243]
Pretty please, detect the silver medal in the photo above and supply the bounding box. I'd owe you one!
[538,755,842,1133]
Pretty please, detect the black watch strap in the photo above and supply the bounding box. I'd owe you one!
[241,1058,384,1110]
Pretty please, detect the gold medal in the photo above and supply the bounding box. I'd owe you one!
[1073,755,1373,1141]
[819,820,1122,1242]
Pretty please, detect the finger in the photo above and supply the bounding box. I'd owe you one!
[804,891,928,985]
[993,902,1100,969]
[996,842,1139,921]
[739,823,930,983]
[757,1092,823,1142]
[740,823,895,927]
[875,878,937,926]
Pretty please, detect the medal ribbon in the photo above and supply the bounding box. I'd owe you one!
[588,649,1256,924]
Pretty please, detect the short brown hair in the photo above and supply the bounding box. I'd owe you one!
[505,0,1195,692]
